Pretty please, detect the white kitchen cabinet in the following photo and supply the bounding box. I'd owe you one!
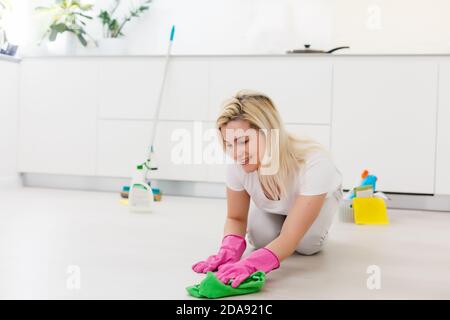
[146,121,211,181]
[97,120,154,178]
[0,60,19,183]
[98,120,218,182]
[159,58,209,121]
[331,58,438,193]
[98,58,164,120]
[435,61,450,195]
[18,59,98,175]
[208,57,332,124]
[285,124,331,150]
[203,122,230,183]
[98,57,209,121]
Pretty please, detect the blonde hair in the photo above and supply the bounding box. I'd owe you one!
[216,90,325,200]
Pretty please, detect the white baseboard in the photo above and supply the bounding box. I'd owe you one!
[0,175,23,189]
[385,193,450,212]
[20,173,450,212]
[21,173,226,198]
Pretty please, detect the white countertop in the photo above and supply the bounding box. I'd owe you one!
[7,52,450,60]
[20,52,450,58]
[0,53,21,62]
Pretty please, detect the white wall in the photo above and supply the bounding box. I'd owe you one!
[0,59,20,187]
[10,0,332,55]
[6,0,450,55]
[333,0,450,54]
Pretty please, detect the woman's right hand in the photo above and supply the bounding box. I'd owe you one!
[192,234,247,273]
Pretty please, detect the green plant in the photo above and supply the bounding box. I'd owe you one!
[36,0,95,47]
[0,0,11,26]
[0,0,11,46]
[0,0,10,14]
[98,0,152,38]
[0,0,11,16]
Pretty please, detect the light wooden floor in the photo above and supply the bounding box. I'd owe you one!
[1,186,449,299]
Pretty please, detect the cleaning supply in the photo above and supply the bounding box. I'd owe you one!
[339,169,390,223]
[152,188,162,201]
[120,185,130,199]
[354,185,374,198]
[347,170,378,200]
[216,248,279,288]
[127,25,175,212]
[187,271,266,299]
[145,145,159,171]
[192,234,246,273]
[128,164,154,212]
[353,197,389,225]
[120,185,161,201]
[339,198,354,223]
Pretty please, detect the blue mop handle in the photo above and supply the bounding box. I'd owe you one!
[147,25,176,158]
[170,25,175,42]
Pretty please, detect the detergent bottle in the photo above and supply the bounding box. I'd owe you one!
[128,164,154,212]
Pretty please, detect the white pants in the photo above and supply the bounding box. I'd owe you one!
[247,187,343,255]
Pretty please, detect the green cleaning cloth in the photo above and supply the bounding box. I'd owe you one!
[186,271,266,299]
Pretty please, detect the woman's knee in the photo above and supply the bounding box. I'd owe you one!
[295,194,339,256]
[295,240,322,255]
[295,232,328,256]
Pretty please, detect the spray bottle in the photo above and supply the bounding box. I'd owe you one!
[128,163,154,212]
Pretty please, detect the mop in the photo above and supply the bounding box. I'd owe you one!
[127,25,175,212]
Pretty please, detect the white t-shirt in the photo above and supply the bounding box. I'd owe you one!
[225,151,343,215]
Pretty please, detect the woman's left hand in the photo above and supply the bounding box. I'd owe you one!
[216,248,280,288]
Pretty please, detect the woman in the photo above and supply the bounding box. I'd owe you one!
[192,90,343,288]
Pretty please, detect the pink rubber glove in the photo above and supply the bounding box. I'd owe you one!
[192,234,246,273]
[216,247,280,288]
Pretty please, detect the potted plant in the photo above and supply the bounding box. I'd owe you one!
[36,0,95,54]
[0,0,8,48]
[0,0,15,56]
[97,0,152,54]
